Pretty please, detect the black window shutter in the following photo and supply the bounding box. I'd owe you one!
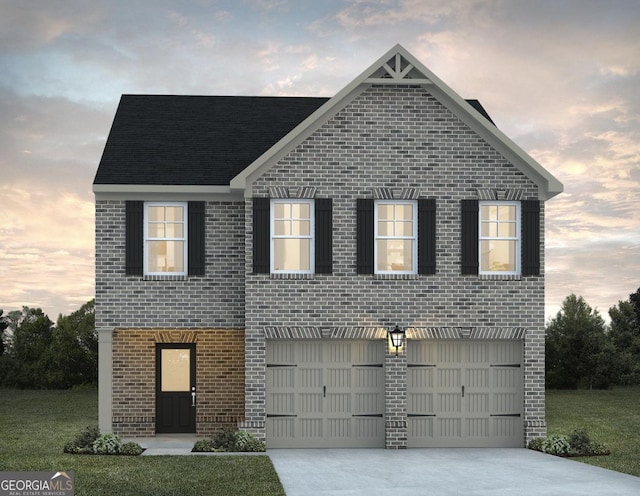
[253,198,270,273]
[356,199,374,274]
[188,201,205,276]
[521,200,541,276]
[315,199,333,274]
[418,199,436,275]
[125,201,143,276]
[461,200,479,275]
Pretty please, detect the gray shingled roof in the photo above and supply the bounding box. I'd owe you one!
[94,94,494,186]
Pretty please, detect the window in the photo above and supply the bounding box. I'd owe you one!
[271,199,314,273]
[479,201,520,274]
[144,202,188,275]
[374,200,417,274]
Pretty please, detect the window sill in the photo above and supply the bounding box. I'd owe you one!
[478,274,522,281]
[373,273,420,280]
[143,274,188,281]
[270,273,315,280]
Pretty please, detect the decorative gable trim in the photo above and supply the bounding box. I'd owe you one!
[365,52,432,84]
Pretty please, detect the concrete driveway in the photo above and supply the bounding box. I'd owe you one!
[268,448,640,496]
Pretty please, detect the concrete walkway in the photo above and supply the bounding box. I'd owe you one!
[268,448,640,496]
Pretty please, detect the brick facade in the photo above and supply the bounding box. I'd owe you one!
[95,200,245,330]
[243,85,546,446]
[96,76,553,446]
[111,328,245,437]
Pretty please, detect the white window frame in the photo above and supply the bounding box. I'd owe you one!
[374,200,418,275]
[270,199,315,274]
[144,202,188,276]
[478,201,521,275]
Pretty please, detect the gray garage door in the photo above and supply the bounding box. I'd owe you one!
[407,340,523,448]
[266,340,385,448]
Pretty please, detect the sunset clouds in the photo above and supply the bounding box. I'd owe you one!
[1,0,638,320]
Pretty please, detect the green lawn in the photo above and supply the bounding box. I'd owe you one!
[2,387,639,493]
[546,386,640,477]
[0,389,285,496]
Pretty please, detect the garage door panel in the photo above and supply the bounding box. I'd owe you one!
[268,342,295,363]
[437,342,461,362]
[328,393,350,413]
[493,392,518,413]
[408,340,523,448]
[353,341,384,364]
[466,368,489,388]
[408,392,433,413]
[327,367,351,388]
[267,340,384,448]
[467,418,489,437]
[299,342,322,362]
[467,342,490,362]
[438,368,461,387]
[493,368,520,388]
[270,393,295,414]
[467,393,489,413]
[299,368,323,388]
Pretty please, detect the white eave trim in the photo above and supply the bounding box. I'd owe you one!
[93,184,243,201]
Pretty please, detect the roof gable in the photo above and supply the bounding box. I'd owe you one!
[231,44,562,200]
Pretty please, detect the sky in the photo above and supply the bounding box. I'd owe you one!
[0,0,638,323]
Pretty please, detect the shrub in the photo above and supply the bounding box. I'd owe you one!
[193,429,266,452]
[527,438,544,452]
[63,425,100,454]
[192,439,217,452]
[93,433,121,455]
[542,435,571,456]
[120,441,144,456]
[211,427,239,451]
[235,431,266,452]
[568,429,591,454]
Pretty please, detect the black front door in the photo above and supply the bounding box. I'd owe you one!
[156,344,196,433]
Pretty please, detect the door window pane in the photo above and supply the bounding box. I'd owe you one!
[161,349,191,392]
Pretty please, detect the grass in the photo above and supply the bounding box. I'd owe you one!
[546,386,640,477]
[2,387,639,491]
[0,389,285,496]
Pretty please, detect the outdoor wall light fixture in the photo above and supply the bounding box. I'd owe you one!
[388,325,406,356]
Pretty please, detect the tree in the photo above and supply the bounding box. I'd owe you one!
[0,310,7,356]
[609,287,640,384]
[46,300,97,388]
[546,294,617,389]
[0,301,98,389]
[9,307,55,388]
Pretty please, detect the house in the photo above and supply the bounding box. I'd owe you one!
[93,44,562,448]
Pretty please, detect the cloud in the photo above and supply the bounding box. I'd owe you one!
[0,0,639,323]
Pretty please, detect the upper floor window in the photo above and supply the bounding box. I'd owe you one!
[479,201,520,274]
[271,199,315,273]
[374,200,417,274]
[144,202,188,275]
